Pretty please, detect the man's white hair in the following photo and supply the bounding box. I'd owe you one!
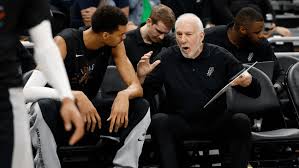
[175,13,204,32]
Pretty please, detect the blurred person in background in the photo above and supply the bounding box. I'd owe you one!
[0,0,84,167]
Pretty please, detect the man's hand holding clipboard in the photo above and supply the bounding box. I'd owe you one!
[204,62,258,109]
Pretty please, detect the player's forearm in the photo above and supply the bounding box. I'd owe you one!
[23,70,60,103]
[29,20,74,100]
[120,82,143,100]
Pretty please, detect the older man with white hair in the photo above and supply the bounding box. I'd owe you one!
[137,13,261,168]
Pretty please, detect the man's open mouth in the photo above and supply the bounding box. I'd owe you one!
[182,47,190,52]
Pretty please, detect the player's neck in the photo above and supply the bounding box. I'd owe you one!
[83,28,105,50]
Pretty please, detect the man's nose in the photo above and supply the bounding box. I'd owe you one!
[158,34,165,40]
[180,34,187,43]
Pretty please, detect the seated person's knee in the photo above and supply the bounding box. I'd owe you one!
[151,113,169,129]
[131,98,150,113]
[232,113,251,138]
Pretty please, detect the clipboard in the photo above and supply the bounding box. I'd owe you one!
[245,61,274,80]
[203,62,258,109]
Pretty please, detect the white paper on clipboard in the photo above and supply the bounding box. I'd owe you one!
[203,62,257,109]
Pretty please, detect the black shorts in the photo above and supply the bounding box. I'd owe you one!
[38,97,149,147]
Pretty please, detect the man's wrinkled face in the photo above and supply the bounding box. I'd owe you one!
[148,20,171,43]
[175,21,204,59]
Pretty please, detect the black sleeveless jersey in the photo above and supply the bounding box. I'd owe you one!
[58,28,112,99]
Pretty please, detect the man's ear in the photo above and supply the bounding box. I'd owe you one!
[102,32,109,40]
[239,26,247,35]
[199,31,205,41]
[146,18,152,26]
[200,31,205,38]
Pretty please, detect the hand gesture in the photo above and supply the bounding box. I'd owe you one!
[73,91,101,132]
[137,51,161,78]
[60,98,84,145]
[231,71,252,87]
[107,91,129,133]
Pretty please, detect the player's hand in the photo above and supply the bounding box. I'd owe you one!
[60,97,85,145]
[107,91,129,133]
[73,91,101,132]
